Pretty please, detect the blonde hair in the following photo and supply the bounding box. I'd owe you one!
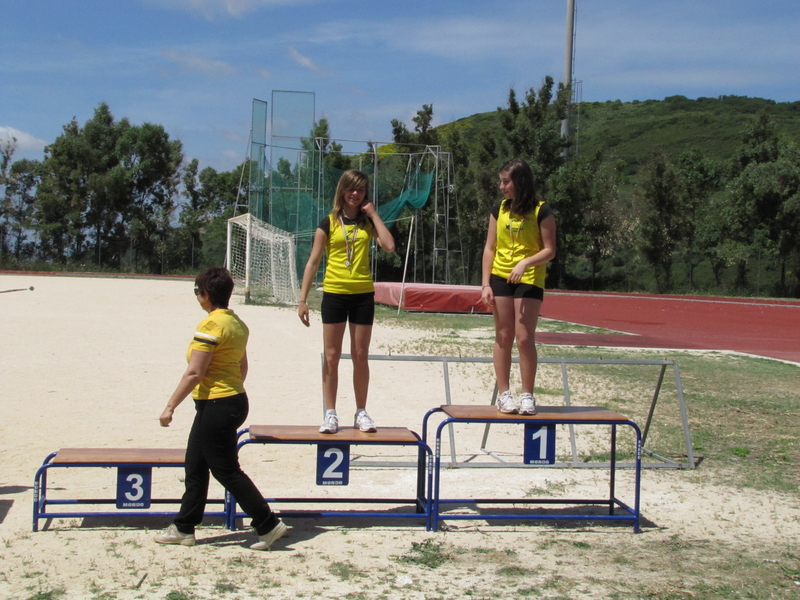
[331,170,370,222]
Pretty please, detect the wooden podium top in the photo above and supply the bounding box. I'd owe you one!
[248,425,421,444]
[440,405,631,423]
[53,448,186,464]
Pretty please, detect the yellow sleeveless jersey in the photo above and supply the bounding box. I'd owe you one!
[322,214,375,295]
[491,200,547,287]
[187,308,248,399]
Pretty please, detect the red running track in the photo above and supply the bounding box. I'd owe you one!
[539,291,800,363]
[374,283,799,363]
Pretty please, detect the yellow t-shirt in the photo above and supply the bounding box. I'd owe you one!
[491,200,547,287]
[187,309,248,399]
[321,214,375,295]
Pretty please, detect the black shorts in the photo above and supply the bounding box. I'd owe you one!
[490,274,544,301]
[321,292,375,325]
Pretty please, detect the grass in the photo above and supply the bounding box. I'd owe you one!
[368,305,799,493]
[328,561,365,581]
[397,539,453,569]
[289,293,799,492]
[26,592,65,600]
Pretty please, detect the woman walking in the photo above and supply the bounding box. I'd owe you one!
[155,267,285,550]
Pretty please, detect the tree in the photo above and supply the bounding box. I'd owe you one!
[392,104,440,151]
[548,151,622,289]
[412,104,439,146]
[441,127,494,283]
[438,81,575,285]
[675,150,720,289]
[35,103,182,270]
[497,77,571,191]
[179,159,206,269]
[175,159,247,270]
[720,113,799,293]
[35,117,90,263]
[634,149,682,292]
[116,121,182,272]
[0,136,16,258]
[2,158,41,261]
[309,117,351,170]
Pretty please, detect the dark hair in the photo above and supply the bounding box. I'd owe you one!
[195,267,234,309]
[500,158,538,216]
[332,169,370,223]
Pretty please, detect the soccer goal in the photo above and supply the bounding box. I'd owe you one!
[226,213,300,305]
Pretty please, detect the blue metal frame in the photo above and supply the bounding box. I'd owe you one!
[422,407,642,532]
[229,427,434,531]
[32,452,227,532]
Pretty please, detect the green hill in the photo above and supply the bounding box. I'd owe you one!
[432,94,799,297]
[439,95,799,174]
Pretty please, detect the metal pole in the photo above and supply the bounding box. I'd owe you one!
[561,0,576,140]
[398,215,415,315]
[244,213,252,303]
[225,218,233,270]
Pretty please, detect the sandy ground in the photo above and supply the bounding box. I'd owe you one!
[0,274,798,599]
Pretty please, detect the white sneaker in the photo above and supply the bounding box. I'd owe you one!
[250,520,287,551]
[497,390,518,414]
[519,392,537,415]
[354,410,377,432]
[154,524,196,546]
[319,412,339,434]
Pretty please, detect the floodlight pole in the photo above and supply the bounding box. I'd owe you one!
[560,0,576,141]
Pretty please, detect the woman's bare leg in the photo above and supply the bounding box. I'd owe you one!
[515,297,542,394]
[322,322,347,411]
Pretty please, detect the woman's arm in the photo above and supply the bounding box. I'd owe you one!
[298,227,328,327]
[159,349,214,427]
[362,203,395,252]
[240,350,248,383]
[481,215,498,306]
[507,213,557,283]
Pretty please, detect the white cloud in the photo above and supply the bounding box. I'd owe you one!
[141,0,318,19]
[287,46,329,75]
[0,127,48,153]
[162,48,238,75]
[306,15,562,62]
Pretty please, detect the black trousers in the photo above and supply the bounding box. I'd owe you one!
[174,393,277,535]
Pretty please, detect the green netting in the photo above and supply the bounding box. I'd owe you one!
[268,158,433,234]
[256,149,436,281]
[374,166,434,224]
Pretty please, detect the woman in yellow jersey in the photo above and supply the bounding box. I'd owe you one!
[298,170,395,434]
[481,159,557,415]
[155,267,286,551]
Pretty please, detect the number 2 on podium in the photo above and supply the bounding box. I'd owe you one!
[317,443,350,485]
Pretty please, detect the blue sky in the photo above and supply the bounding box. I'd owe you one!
[2,0,798,172]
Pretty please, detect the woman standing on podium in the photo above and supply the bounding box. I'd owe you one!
[298,169,395,434]
[480,158,557,416]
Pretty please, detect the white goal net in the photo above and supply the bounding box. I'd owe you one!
[226,213,300,305]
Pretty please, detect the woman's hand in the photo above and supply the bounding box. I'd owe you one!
[481,285,494,307]
[360,201,377,218]
[298,301,310,327]
[159,406,174,427]
[160,350,212,429]
[508,262,528,284]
